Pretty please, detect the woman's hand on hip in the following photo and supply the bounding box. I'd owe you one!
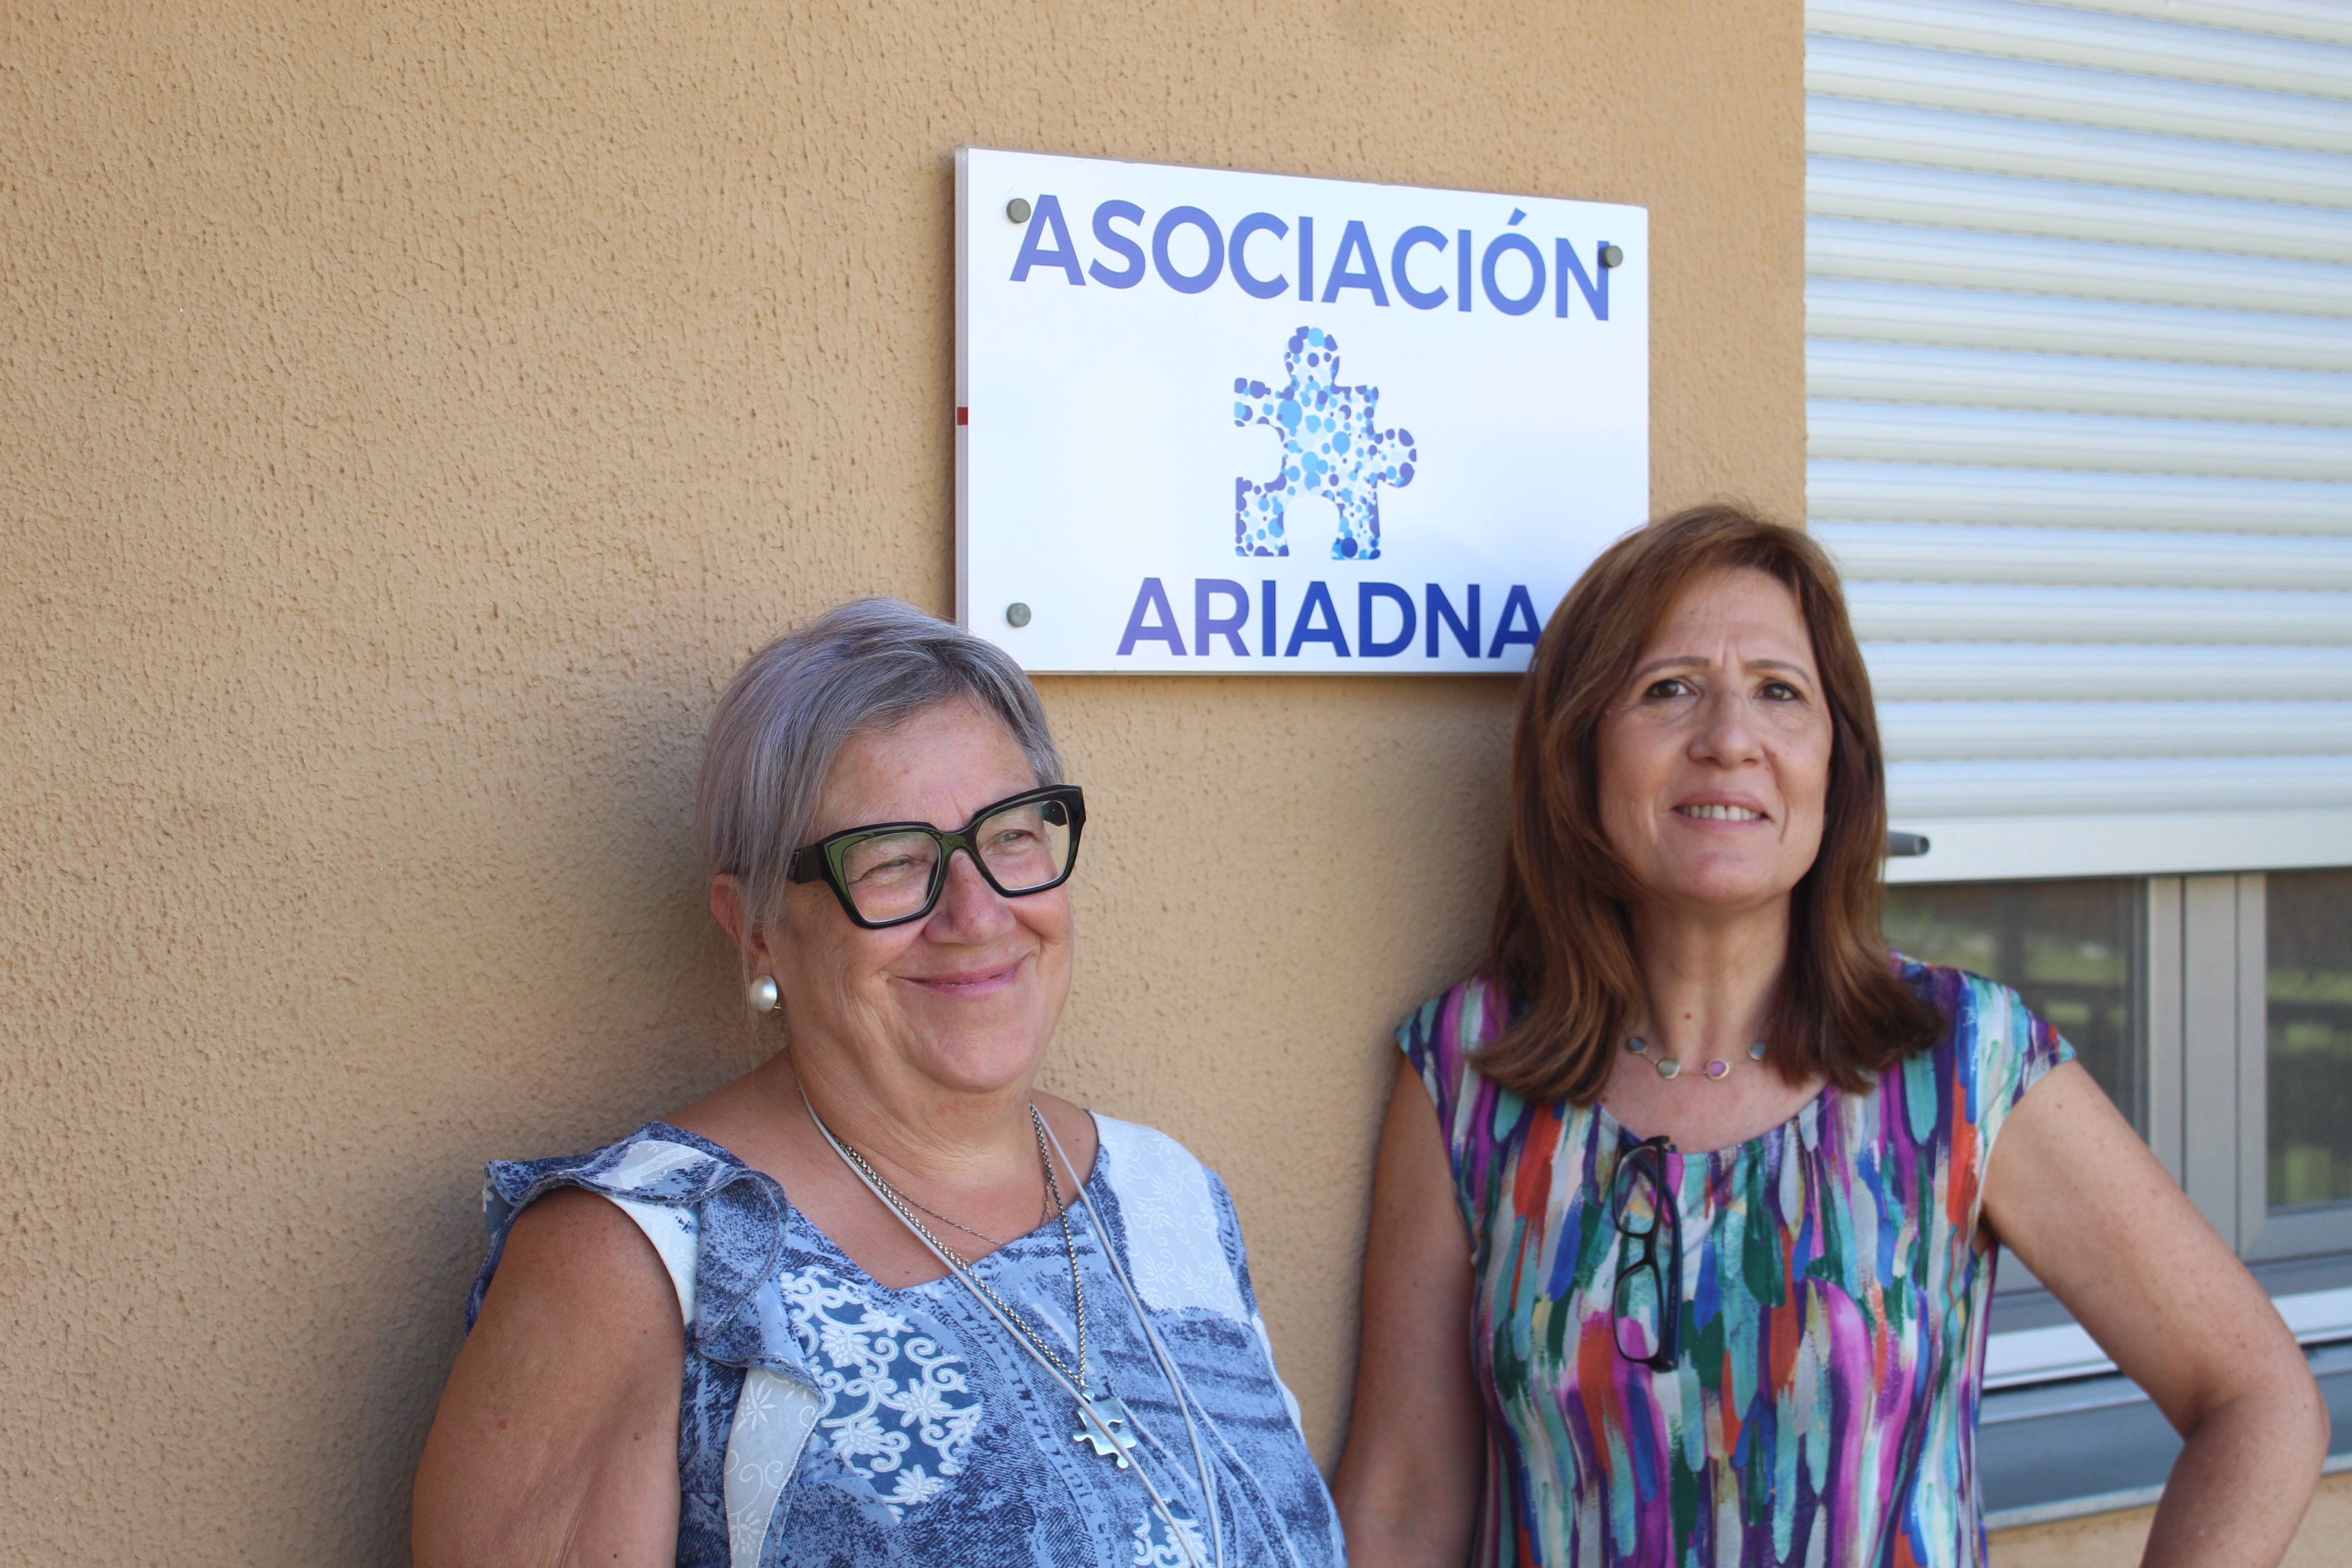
[412,1188,684,1568]
[1984,1060,2329,1567]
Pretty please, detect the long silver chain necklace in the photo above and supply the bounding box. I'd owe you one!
[882,1178,1051,1252]
[804,1093,1140,1470]
[804,1090,1225,1568]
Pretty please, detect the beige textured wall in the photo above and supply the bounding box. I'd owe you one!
[0,1,1804,1559]
[1991,1472,2352,1566]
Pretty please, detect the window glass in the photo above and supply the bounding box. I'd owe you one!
[1882,879,2144,1132]
[2268,868,2352,1213]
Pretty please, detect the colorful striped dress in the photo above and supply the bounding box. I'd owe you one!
[1397,959,2071,1567]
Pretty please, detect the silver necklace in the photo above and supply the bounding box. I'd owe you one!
[895,1194,1009,1250]
[804,1093,1140,1470]
[1627,1035,1767,1081]
[809,1093,1225,1568]
[886,1183,1054,1252]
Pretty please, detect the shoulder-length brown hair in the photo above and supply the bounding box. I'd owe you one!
[1480,503,1940,1103]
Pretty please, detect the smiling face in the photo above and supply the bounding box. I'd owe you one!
[770,701,1073,1099]
[1595,567,1835,922]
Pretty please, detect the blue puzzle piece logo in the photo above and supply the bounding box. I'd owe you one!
[1233,326,1418,561]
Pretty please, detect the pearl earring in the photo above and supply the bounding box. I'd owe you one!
[750,975,779,1012]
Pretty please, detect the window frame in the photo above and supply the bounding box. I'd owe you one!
[2237,872,2352,1259]
[1970,869,2352,1520]
[2146,871,2352,1262]
[1976,871,2352,1298]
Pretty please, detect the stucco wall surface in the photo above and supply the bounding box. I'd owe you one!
[1991,1471,2352,1567]
[0,1,1803,1559]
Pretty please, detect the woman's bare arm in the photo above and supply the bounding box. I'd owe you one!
[1984,1061,2329,1568]
[412,1188,684,1568]
[1333,1063,1487,1566]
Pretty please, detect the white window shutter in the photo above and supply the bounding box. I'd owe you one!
[1807,0,2352,882]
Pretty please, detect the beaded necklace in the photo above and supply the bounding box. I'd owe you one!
[1626,1035,1768,1081]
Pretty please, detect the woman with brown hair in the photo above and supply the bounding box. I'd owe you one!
[1333,506,2325,1566]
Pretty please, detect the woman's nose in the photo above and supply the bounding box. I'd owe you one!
[1690,691,1764,765]
[924,847,1016,938]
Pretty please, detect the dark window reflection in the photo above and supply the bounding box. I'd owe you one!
[2268,868,2352,1213]
[1882,879,2145,1135]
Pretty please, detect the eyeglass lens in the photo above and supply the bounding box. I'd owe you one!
[835,797,1075,924]
[1613,1262,1666,1362]
[1611,1158,1662,1238]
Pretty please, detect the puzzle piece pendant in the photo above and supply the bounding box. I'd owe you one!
[1071,1392,1140,1468]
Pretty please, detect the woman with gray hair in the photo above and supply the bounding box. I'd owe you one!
[413,599,1341,1568]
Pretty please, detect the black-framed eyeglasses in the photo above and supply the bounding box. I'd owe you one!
[1610,1134,1683,1372]
[786,784,1087,931]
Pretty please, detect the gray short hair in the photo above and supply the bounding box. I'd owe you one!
[695,597,1065,929]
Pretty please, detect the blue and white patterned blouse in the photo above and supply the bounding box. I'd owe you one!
[468,1115,1345,1568]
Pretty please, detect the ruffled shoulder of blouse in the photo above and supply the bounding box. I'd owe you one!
[468,1122,815,1390]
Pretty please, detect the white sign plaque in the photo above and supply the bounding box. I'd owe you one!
[956,147,1648,674]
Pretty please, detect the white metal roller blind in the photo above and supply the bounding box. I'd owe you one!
[1805,0,2352,882]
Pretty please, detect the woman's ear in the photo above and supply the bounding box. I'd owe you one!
[708,875,770,967]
